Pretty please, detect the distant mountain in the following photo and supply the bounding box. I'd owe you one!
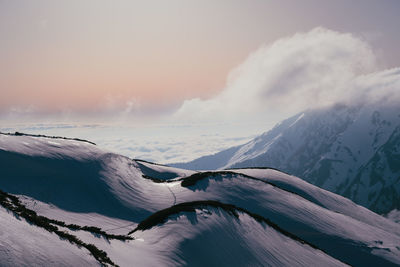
[172,103,400,214]
[1,133,400,266]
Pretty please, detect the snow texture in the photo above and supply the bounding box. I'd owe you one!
[173,103,400,214]
[1,133,400,266]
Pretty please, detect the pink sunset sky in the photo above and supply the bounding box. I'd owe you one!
[1,0,400,163]
[1,0,400,123]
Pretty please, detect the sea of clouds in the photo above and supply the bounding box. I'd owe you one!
[0,122,260,163]
[2,27,400,163]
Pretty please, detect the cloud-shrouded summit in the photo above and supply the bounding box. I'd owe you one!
[3,27,400,164]
[2,26,400,126]
[174,28,399,123]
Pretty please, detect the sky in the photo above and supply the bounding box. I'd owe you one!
[1,0,400,163]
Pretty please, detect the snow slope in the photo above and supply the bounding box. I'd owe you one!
[1,133,400,266]
[172,103,400,214]
[0,206,98,267]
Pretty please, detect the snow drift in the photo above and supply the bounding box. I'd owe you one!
[1,133,400,266]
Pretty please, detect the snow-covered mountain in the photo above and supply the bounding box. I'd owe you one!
[172,103,400,215]
[1,133,400,266]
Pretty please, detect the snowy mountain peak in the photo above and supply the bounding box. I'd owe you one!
[172,103,400,214]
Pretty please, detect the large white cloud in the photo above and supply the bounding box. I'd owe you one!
[173,27,393,123]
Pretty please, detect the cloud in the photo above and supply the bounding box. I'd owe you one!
[0,122,256,164]
[173,27,396,123]
[352,68,400,106]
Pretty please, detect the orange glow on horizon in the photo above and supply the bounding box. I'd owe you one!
[2,0,400,114]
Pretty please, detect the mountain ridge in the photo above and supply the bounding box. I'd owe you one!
[1,133,400,266]
[171,103,400,214]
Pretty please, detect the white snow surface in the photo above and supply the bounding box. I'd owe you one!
[387,209,400,224]
[172,103,400,214]
[1,133,400,266]
[0,206,98,267]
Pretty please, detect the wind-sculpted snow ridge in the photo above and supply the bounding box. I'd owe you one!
[0,205,99,267]
[129,200,324,251]
[129,201,348,267]
[0,131,97,145]
[0,189,120,266]
[1,134,400,266]
[172,103,400,215]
